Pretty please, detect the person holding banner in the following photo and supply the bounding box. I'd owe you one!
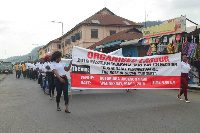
[51,51,72,113]
[177,53,199,103]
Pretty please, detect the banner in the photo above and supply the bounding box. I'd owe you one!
[71,46,181,89]
[143,16,186,38]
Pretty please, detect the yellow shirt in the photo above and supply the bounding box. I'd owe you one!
[14,64,20,71]
[22,64,26,71]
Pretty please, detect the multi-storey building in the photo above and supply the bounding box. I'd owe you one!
[60,7,142,56]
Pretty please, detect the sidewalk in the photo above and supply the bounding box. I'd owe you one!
[0,74,6,81]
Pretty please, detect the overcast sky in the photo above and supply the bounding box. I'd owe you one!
[0,0,199,59]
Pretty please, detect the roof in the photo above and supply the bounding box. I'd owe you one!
[43,38,61,48]
[62,7,142,38]
[81,7,141,26]
[87,28,143,49]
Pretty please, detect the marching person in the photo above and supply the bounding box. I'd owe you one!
[177,53,199,103]
[39,59,49,94]
[51,51,72,113]
[44,54,55,100]
[21,62,26,78]
[14,62,20,78]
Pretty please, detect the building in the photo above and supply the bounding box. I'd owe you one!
[60,7,142,56]
[38,38,61,59]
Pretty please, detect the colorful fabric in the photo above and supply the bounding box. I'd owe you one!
[187,43,195,57]
[167,43,173,53]
[182,41,189,54]
[190,43,197,58]
[147,45,152,56]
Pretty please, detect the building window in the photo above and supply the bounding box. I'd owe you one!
[75,32,80,40]
[57,44,61,49]
[40,52,42,55]
[45,49,47,53]
[91,29,98,38]
[79,31,82,39]
[71,36,75,42]
[110,30,116,35]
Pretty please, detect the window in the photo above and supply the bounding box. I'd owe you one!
[91,29,98,38]
[65,39,71,45]
[110,30,116,35]
[57,44,61,49]
[75,33,80,40]
[45,49,47,53]
[71,36,75,42]
[80,31,82,39]
[40,52,42,55]
[79,31,82,39]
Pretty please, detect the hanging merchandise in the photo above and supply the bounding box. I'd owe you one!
[152,38,156,44]
[173,42,179,53]
[151,44,157,55]
[197,44,200,59]
[176,34,181,41]
[193,44,198,58]
[167,43,173,53]
[190,43,197,58]
[156,38,159,43]
[187,42,195,57]
[157,43,167,55]
[163,36,168,43]
[147,45,152,56]
[169,36,173,43]
[199,34,200,43]
[182,41,190,54]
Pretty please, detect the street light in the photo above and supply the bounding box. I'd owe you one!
[51,21,64,35]
[51,21,64,55]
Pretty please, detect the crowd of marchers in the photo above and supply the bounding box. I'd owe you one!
[14,51,72,113]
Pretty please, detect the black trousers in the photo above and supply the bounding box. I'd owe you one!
[22,71,26,78]
[46,72,55,97]
[16,71,20,78]
[26,69,30,78]
[55,77,69,105]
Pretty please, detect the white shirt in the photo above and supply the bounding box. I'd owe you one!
[25,63,29,69]
[181,61,191,73]
[44,62,53,72]
[39,64,46,76]
[52,62,66,76]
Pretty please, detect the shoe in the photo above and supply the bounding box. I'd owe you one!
[57,108,61,111]
[50,97,52,100]
[65,110,70,113]
[185,100,190,103]
[177,94,183,100]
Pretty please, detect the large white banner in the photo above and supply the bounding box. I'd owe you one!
[71,46,181,89]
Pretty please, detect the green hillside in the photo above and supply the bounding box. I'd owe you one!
[6,45,44,62]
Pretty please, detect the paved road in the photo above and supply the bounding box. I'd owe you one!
[0,73,200,133]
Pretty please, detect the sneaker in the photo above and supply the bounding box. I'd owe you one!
[177,94,183,100]
[57,108,61,111]
[65,110,70,113]
[185,100,190,103]
[50,97,52,100]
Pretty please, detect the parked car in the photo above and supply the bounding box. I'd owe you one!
[1,62,13,74]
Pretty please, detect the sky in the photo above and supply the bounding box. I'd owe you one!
[0,0,200,59]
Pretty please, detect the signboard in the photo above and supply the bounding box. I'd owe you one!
[143,16,186,38]
[71,46,181,89]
